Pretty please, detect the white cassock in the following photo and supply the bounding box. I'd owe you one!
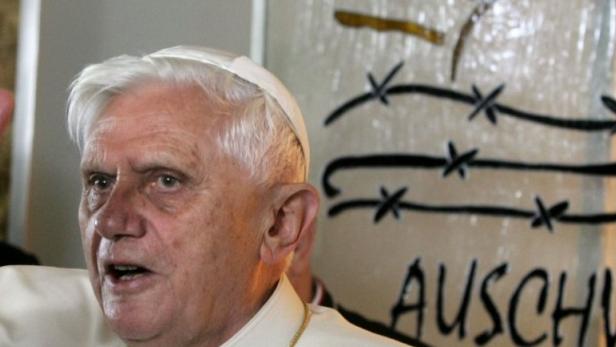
[0,266,123,346]
[0,266,409,347]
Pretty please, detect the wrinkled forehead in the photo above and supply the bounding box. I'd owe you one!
[85,82,231,142]
[81,82,232,162]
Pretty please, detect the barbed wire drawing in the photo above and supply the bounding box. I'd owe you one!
[324,62,616,135]
[323,141,616,198]
[328,187,616,232]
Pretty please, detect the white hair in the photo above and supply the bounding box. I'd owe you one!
[67,53,305,185]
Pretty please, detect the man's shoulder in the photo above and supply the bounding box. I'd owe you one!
[300,304,411,347]
[0,265,123,347]
[0,265,92,303]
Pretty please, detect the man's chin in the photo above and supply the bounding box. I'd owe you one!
[102,298,169,344]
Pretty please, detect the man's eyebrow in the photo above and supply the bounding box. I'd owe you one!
[130,151,201,174]
[131,162,186,174]
[79,152,108,173]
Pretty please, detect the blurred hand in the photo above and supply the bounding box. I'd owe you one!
[0,89,14,139]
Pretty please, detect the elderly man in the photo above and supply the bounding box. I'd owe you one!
[0,46,408,347]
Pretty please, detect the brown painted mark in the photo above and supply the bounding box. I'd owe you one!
[451,1,498,82]
[334,10,445,45]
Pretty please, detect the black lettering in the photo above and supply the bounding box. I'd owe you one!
[508,269,549,346]
[602,269,616,347]
[552,271,596,347]
[475,263,508,345]
[390,258,426,339]
[436,259,477,339]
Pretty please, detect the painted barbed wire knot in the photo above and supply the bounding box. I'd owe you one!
[468,84,505,125]
[600,95,616,134]
[443,142,478,179]
[530,197,569,232]
[374,186,408,223]
[368,61,404,105]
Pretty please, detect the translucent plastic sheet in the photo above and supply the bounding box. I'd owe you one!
[267,1,615,346]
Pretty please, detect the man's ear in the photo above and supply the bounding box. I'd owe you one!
[260,183,319,265]
[287,218,316,277]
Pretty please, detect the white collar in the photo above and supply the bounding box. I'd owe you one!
[221,275,306,347]
[311,279,324,306]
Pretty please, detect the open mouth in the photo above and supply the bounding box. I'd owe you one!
[107,264,151,281]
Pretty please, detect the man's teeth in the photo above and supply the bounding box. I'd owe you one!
[114,265,139,271]
[109,264,148,280]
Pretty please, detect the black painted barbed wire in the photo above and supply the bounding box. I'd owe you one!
[328,187,616,232]
[324,62,616,134]
[323,141,616,197]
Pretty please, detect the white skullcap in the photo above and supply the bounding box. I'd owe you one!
[148,46,310,178]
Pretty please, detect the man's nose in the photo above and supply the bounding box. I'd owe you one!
[94,183,146,240]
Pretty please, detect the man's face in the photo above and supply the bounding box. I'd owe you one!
[79,82,268,345]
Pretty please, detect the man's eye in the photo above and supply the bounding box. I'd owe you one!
[156,174,180,190]
[88,174,114,190]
